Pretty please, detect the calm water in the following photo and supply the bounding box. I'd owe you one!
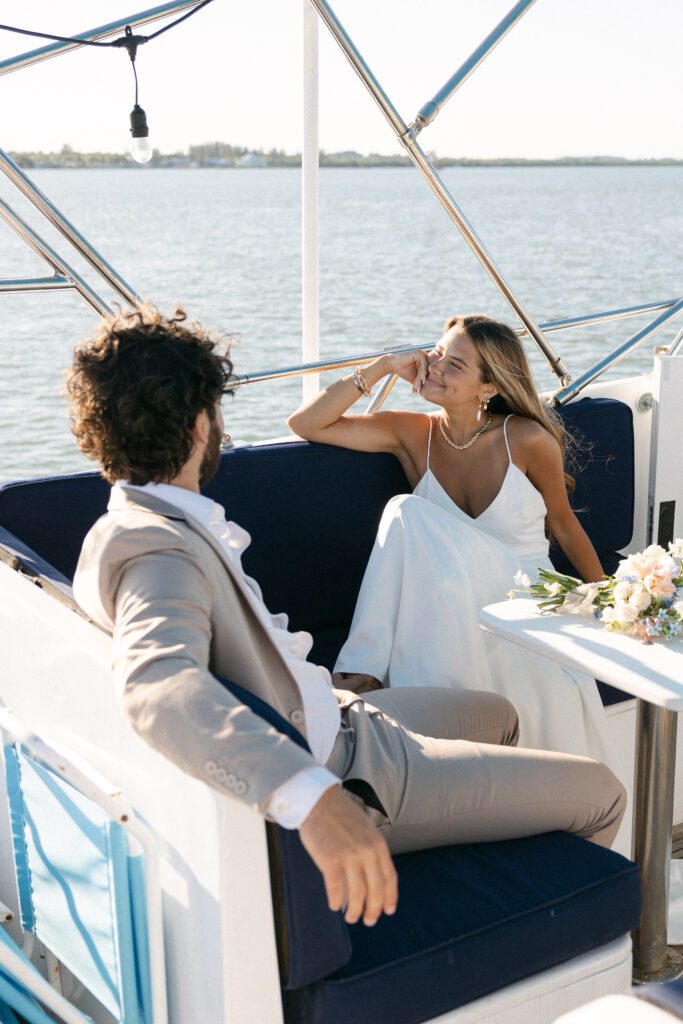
[0,166,681,483]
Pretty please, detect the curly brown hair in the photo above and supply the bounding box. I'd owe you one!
[67,303,234,485]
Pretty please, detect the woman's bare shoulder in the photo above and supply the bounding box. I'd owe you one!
[373,409,433,479]
[506,415,561,461]
[372,409,432,439]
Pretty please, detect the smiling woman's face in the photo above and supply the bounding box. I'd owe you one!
[420,327,494,411]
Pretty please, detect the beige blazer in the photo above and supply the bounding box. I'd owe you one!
[74,487,324,814]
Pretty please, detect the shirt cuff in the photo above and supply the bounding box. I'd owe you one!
[267,767,339,829]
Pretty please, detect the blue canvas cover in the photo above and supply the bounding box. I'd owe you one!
[3,744,148,1024]
[0,927,86,1024]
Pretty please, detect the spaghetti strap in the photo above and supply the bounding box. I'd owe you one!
[425,415,435,473]
[502,414,514,464]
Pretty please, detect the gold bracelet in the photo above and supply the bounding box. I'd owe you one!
[352,367,373,398]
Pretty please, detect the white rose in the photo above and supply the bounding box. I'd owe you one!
[615,556,638,580]
[615,600,640,623]
[614,580,632,602]
[630,585,652,613]
[668,539,683,559]
[513,570,532,588]
[644,544,668,560]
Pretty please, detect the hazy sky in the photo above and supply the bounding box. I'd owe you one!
[1,0,682,159]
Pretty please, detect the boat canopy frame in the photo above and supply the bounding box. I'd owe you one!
[0,0,681,406]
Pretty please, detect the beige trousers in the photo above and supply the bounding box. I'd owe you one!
[326,688,626,853]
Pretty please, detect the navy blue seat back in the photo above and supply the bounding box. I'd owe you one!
[216,678,352,988]
[551,397,634,576]
[0,473,110,583]
[202,443,409,667]
[0,396,634,671]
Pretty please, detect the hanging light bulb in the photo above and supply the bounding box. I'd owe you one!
[114,27,152,164]
[130,104,152,164]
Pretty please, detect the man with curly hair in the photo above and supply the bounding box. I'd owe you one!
[70,304,626,929]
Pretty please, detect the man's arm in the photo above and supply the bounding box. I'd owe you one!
[113,542,399,924]
[113,545,320,811]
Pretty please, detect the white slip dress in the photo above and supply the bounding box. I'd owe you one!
[335,414,615,765]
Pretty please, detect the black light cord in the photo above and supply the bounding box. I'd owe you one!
[0,0,215,52]
[0,24,112,47]
[131,50,140,105]
[0,0,216,162]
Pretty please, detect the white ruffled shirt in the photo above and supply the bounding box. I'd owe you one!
[116,482,340,828]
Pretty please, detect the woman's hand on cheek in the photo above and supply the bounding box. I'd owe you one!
[386,350,428,393]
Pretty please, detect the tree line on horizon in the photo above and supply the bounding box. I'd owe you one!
[8,142,682,170]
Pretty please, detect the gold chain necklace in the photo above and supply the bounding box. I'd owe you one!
[439,411,492,451]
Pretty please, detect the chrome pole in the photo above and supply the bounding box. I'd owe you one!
[232,300,676,388]
[0,151,140,308]
[412,0,539,132]
[0,1,201,76]
[529,298,677,337]
[302,0,321,402]
[669,326,683,357]
[366,374,399,414]
[306,0,571,386]
[0,275,72,293]
[232,346,403,387]
[554,298,683,405]
[632,700,683,982]
[0,199,110,316]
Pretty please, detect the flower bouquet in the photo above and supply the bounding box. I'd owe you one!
[512,540,683,642]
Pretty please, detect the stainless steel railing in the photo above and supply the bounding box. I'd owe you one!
[0,1,200,76]
[231,297,682,395]
[0,151,138,310]
[1,0,681,409]
[411,0,539,133]
[553,298,683,405]
[308,0,572,388]
[0,2,200,311]
[0,196,111,315]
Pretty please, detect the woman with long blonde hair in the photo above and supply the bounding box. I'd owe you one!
[288,314,612,761]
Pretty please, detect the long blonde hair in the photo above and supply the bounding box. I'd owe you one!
[445,314,575,491]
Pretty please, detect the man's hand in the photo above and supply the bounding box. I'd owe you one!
[299,785,398,927]
[332,671,383,695]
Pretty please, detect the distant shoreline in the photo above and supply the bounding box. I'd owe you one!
[9,147,683,171]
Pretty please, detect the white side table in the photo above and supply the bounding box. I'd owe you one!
[480,598,683,983]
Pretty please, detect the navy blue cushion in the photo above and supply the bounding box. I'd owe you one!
[217,685,640,1021]
[215,677,353,989]
[551,397,635,576]
[0,526,73,596]
[555,400,635,707]
[637,978,683,1020]
[0,472,109,582]
[284,833,641,1024]
[203,442,409,646]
